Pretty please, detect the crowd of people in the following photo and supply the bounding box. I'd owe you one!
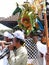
[0,28,48,65]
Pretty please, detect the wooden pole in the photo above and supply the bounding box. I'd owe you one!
[44,13,49,48]
[44,13,49,65]
[44,0,49,65]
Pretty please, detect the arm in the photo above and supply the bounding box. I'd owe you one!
[0,48,10,59]
[0,41,6,49]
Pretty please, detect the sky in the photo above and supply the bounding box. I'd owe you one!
[0,0,48,18]
[0,0,33,18]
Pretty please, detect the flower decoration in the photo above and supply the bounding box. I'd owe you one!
[14,2,36,35]
[21,14,32,30]
[18,2,37,35]
[13,1,45,35]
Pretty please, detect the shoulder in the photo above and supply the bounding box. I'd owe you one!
[25,38,34,43]
[20,46,27,55]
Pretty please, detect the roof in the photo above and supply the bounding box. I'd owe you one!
[0,13,19,21]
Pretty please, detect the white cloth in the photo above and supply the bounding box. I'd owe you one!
[4,31,13,39]
[9,46,27,65]
[27,59,39,65]
[36,41,47,65]
[13,30,25,41]
[27,59,33,64]
[0,50,9,65]
[0,56,9,65]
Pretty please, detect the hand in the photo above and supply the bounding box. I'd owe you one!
[45,53,49,61]
[0,41,6,49]
[8,44,14,50]
[0,46,2,50]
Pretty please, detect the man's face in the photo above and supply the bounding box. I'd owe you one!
[13,37,21,48]
[32,36,37,39]
[13,37,18,47]
[32,36,38,42]
[13,38,16,46]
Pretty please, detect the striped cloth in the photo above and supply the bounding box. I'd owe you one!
[25,37,38,59]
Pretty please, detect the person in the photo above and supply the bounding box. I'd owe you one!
[25,31,41,65]
[3,31,13,42]
[0,31,13,65]
[37,41,47,65]
[33,33,47,65]
[8,30,28,65]
[45,49,49,65]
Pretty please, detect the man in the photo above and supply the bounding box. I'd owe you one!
[25,31,41,65]
[0,31,13,65]
[32,32,47,65]
[8,30,27,65]
[4,31,13,42]
[0,31,13,49]
[36,38,47,65]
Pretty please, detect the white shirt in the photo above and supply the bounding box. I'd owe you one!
[9,46,27,65]
[36,41,47,65]
[0,47,9,65]
[0,54,9,65]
